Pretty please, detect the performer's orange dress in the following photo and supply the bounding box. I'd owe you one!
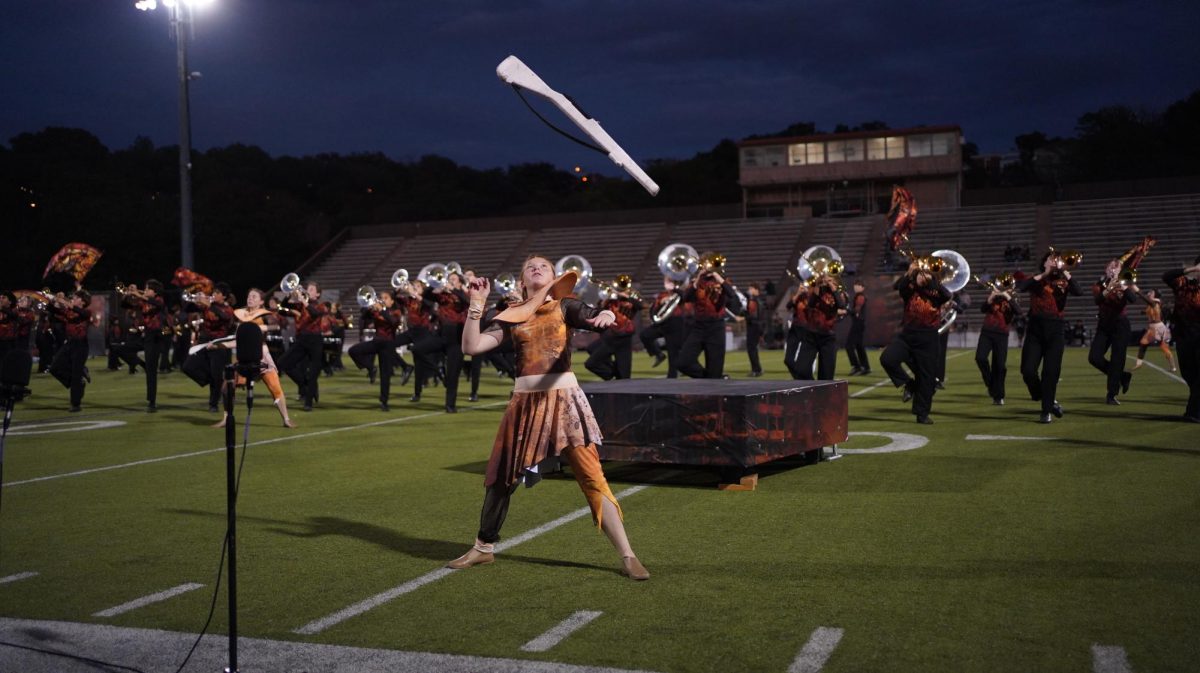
[482,297,618,525]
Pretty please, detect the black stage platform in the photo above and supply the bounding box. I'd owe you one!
[583,379,848,472]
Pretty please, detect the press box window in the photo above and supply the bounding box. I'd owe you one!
[789,143,825,165]
[867,136,906,160]
[907,132,956,157]
[827,139,864,163]
[742,146,787,167]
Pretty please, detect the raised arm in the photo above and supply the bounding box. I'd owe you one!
[462,278,503,355]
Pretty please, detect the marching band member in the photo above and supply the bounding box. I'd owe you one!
[36,296,64,374]
[638,276,685,378]
[425,272,470,413]
[1088,276,1139,405]
[214,287,297,429]
[784,282,810,380]
[795,275,847,380]
[975,284,1018,405]
[48,290,93,412]
[394,279,437,403]
[280,280,328,412]
[138,279,167,412]
[678,262,740,379]
[349,290,405,411]
[585,276,642,380]
[448,254,649,580]
[880,263,952,424]
[0,292,21,360]
[1132,289,1176,372]
[743,283,765,377]
[846,281,871,376]
[1019,250,1082,423]
[1163,258,1200,422]
[116,285,148,375]
[198,283,237,412]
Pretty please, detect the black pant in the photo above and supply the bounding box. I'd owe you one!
[639,317,683,378]
[1088,319,1131,398]
[349,338,398,403]
[784,326,807,379]
[678,320,726,379]
[477,482,521,544]
[936,330,950,383]
[1021,317,1066,414]
[746,322,763,374]
[486,348,516,379]
[846,319,868,371]
[586,333,633,380]
[49,338,89,407]
[434,323,464,408]
[115,335,146,372]
[281,333,323,406]
[975,329,1009,401]
[143,331,164,405]
[796,330,837,380]
[37,330,60,372]
[159,334,172,371]
[881,328,939,418]
[1177,330,1200,419]
[398,327,439,399]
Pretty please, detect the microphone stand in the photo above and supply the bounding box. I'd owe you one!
[222,355,259,673]
[221,363,240,673]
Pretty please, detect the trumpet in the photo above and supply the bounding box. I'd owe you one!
[973,272,1016,295]
[697,251,727,277]
[181,290,209,305]
[1047,247,1083,271]
[607,274,640,301]
[115,282,147,300]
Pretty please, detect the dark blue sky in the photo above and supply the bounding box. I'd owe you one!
[2,0,1197,171]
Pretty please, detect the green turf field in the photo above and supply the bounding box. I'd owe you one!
[1,347,1196,672]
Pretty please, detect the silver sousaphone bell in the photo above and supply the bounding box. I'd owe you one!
[554,255,593,294]
[930,249,970,334]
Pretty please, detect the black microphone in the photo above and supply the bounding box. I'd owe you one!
[234,322,264,379]
[0,350,32,403]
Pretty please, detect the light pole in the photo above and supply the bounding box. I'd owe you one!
[136,0,212,270]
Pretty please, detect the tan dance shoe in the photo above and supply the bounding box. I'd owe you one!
[446,548,494,569]
[621,556,650,581]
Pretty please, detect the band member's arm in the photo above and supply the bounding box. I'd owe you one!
[682,285,698,302]
[462,279,501,355]
[721,282,742,314]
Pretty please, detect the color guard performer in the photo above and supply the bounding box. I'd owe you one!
[1132,289,1176,372]
[1019,250,1082,423]
[975,280,1018,405]
[214,287,297,429]
[448,255,648,580]
[880,263,952,424]
[846,281,871,375]
[638,277,685,378]
[1163,258,1200,422]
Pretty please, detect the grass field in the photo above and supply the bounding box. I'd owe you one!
[1,346,1197,673]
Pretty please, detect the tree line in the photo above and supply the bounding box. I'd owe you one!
[2,88,1195,291]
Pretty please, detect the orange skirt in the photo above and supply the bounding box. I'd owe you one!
[485,385,602,489]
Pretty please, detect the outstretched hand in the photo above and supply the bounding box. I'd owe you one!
[586,310,616,329]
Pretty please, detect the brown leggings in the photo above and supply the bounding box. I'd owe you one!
[476,443,621,544]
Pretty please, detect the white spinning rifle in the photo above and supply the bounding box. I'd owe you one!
[496,55,660,197]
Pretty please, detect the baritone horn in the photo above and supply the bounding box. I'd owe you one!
[657,243,699,283]
[356,285,378,308]
[795,245,844,285]
[554,255,593,294]
[417,263,448,291]
[1047,246,1083,270]
[929,249,970,334]
[280,272,301,295]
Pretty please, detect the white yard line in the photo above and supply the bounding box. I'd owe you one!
[520,610,604,652]
[0,617,665,673]
[293,483,653,635]
[965,434,1053,441]
[4,402,507,488]
[92,582,204,618]
[0,571,38,585]
[1126,355,1185,384]
[1091,644,1133,673]
[787,626,845,673]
